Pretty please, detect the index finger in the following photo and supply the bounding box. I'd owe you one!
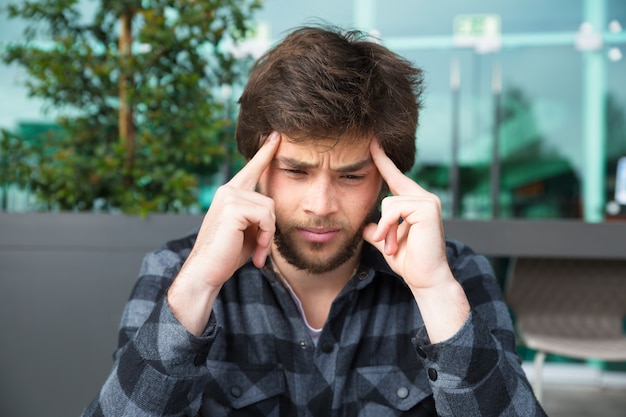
[229,131,281,190]
[370,139,425,196]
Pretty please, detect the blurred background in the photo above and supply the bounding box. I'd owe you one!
[1,0,625,416]
[2,0,626,221]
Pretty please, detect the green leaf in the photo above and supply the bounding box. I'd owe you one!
[2,0,263,213]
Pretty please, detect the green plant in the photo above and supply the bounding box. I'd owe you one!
[2,0,262,214]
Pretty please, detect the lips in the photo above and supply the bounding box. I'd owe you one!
[297,227,340,243]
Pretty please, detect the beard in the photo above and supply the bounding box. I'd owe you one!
[273,204,380,274]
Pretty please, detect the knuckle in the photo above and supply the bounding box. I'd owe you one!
[260,201,275,220]
[214,186,236,204]
[425,193,443,212]
[428,193,441,205]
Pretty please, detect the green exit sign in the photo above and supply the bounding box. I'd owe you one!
[453,14,501,52]
[454,14,501,37]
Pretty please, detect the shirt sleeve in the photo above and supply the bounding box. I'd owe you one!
[411,239,548,417]
[81,243,218,417]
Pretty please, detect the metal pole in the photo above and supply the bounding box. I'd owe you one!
[581,0,607,222]
[491,62,502,218]
[353,0,377,30]
[450,58,461,218]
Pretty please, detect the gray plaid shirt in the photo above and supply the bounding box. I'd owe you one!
[82,233,546,417]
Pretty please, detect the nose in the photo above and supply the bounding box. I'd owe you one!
[302,175,339,216]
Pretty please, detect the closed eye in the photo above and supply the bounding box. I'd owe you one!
[282,168,307,176]
[342,174,365,181]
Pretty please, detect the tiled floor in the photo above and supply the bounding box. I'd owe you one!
[523,362,626,417]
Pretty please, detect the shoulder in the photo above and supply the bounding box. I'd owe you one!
[129,232,198,302]
[140,232,197,276]
[160,231,197,259]
[445,237,479,259]
[444,237,508,315]
[444,237,495,281]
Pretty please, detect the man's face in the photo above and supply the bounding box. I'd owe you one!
[258,135,383,274]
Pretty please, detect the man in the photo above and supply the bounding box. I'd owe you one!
[83,25,546,416]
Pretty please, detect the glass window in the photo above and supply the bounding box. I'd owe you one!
[376,0,584,37]
[1,0,625,219]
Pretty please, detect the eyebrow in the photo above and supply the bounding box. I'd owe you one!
[276,156,373,173]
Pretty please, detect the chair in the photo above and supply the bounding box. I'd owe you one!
[505,257,626,403]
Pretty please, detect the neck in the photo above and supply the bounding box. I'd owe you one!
[270,246,361,290]
[269,244,361,328]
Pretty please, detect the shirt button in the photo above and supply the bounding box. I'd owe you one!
[299,341,307,349]
[428,368,438,381]
[230,385,243,397]
[358,272,368,280]
[415,346,427,358]
[396,386,409,399]
[321,341,334,353]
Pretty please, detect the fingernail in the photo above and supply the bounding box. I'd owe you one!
[267,131,279,142]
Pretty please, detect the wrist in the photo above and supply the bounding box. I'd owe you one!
[167,268,223,337]
[410,273,470,344]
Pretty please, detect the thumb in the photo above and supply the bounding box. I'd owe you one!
[362,223,384,253]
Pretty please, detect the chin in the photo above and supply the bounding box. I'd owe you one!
[276,238,361,275]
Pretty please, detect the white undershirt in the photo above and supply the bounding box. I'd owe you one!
[281,278,323,346]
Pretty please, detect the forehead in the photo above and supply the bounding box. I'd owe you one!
[275,136,372,166]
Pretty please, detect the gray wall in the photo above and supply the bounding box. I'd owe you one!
[0,213,202,417]
[1,213,625,417]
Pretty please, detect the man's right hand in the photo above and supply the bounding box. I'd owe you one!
[167,132,281,335]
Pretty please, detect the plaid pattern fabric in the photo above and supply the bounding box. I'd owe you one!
[82,233,546,417]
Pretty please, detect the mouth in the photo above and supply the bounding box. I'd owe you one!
[297,227,340,243]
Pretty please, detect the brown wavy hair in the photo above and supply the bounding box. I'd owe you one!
[235,25,424,173]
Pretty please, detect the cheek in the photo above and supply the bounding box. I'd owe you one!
[345,186,381,217]
[259,175,299,209]
[364,177,385,205]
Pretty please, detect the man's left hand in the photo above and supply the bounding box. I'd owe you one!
[363,139,470,343]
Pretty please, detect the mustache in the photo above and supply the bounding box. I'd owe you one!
[276,219,344,233]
